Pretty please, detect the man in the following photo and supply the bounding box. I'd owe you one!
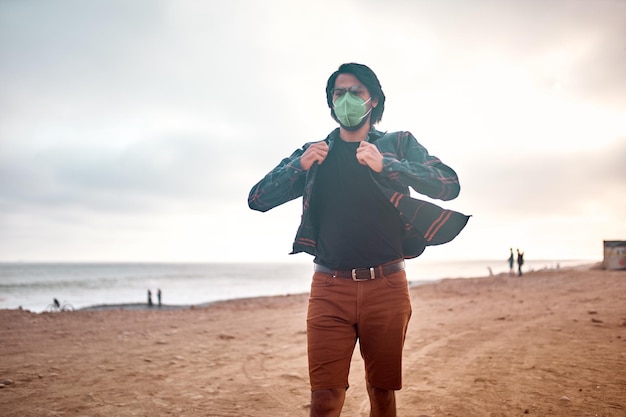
[517,249,525,276]
[248,63,468,417]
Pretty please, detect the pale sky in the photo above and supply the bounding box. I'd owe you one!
[1,0,624,263]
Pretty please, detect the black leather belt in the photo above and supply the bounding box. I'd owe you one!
[314,260,405,281]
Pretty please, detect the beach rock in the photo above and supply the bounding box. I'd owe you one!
[591,318,603,323]
[559,395,571,402]
[0,379,13,385]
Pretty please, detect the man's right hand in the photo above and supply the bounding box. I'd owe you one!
[300,142,329,170]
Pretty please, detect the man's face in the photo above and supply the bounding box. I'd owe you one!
[331,73,379,129]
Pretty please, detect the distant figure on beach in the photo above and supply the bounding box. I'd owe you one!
[517,249,525,276]
[157,289,162,307]
[47,298,73,312]
[249,63,469,417]
[508,248,514,276]
[147,289,153,307]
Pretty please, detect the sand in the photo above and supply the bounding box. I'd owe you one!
[1,265,625,417]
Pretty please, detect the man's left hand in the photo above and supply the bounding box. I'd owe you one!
[356,141,383,173]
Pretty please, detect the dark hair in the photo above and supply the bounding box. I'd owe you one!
[326,63,386,125]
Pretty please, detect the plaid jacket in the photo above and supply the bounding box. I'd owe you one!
[248,128,469,259]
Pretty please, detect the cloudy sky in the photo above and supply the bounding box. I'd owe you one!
[1,0,624,264]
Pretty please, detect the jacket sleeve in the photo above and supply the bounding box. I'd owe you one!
[247,145,309,212]
[378,132,460,201]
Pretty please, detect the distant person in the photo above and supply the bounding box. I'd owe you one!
[248,62,469,417]
[508,248,514,276]
[157,289,162,307]
[517,249,525,276]
[53,298,60,309]
[147,289,153,307]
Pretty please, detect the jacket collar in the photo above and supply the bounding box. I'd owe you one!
[327,127,385,146]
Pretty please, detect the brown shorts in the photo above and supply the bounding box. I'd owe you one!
[306,268,412,391]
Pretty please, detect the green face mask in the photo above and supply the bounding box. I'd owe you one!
[333,94,372,130]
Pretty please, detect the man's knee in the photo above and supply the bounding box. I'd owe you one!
[367,383,396,410]
[310,388,345,416]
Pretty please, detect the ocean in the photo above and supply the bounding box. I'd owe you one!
[0,259,594,313]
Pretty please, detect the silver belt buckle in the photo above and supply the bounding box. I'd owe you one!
[352,267,375,281]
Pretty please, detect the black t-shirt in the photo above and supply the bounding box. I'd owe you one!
[311,138,404,269]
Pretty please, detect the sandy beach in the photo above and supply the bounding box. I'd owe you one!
[1,264,625,417]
